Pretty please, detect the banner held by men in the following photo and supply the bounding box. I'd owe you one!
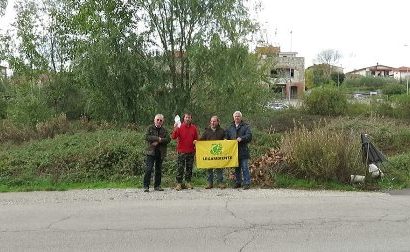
[196,140,238,169]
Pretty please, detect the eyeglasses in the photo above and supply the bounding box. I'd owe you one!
[156,119,163,122]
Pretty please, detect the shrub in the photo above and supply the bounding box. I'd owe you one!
[383,153,410,187]
[304,86,347,116]
[382,83,406,97]
[0,129,146,185]
[344,76,398,89]
[36,113,70,138]
[0,119,35,143]
[0,96,7,119]
[7,83,55,126]
[393,94,410,118]
[281,124,364,183]
[346,102,372,117]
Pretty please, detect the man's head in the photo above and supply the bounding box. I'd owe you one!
[233,111,242,124]
[183,113,192,125]
[154,114,164,127]
[210,115,219,129]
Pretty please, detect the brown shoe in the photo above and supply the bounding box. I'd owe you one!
[205,184,213,189]
[185,183,193,189]
[175,183,182,191]
[218,183,226,189]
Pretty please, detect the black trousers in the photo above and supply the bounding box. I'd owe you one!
[143,154,163,188]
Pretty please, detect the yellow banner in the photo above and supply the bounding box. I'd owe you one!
[195,140,238,169]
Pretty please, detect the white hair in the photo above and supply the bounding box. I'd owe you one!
[154,114,164,120]
[233,111,242,117]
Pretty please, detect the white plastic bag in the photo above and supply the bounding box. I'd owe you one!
[174,115,181,128]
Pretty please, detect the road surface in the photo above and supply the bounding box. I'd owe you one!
[1,188,409,251]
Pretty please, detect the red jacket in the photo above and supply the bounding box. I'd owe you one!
[171,123,199,153]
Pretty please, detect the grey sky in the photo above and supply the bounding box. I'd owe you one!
[1,0,409,72]
[257,0,410,72]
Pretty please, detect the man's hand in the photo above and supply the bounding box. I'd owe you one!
[236,137,242,142]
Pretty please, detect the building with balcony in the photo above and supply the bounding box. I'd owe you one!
[256,45,305,98]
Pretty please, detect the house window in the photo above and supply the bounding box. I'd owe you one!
[290,69,294,78]
[270,69,278,77]
[272,68,295,79]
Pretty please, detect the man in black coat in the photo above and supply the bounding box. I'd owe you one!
[199,116,226,189]
[143,114,171,192]
[225,111,252,189]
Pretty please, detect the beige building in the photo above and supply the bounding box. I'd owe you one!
[256,45,305,98]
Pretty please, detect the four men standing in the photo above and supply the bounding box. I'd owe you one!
[143,111,252,191]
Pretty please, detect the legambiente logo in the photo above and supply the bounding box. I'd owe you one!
[202,143,232,161]
[210,143,222,155]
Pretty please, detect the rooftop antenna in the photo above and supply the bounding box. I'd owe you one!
[264,21,269,45]
[271,27,278,47]
[290,30,293,52]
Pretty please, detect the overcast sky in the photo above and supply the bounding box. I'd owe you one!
[1,0,409,72]
[257,0,410,72]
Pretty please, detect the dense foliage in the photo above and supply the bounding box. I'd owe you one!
[304,86,348,116]
[0,0,267,124]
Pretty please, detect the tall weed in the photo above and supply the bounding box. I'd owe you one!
[281,124,364,183]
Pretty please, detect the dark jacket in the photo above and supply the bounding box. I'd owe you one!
[145,125,171,159]
[225,121,252,159]
[200,125,225,140]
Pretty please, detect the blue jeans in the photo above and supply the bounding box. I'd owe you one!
[207,169,223,185]
[235,158,250,186]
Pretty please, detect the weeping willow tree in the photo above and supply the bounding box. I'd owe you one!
[2,0,268,124]
[137,0,266,117]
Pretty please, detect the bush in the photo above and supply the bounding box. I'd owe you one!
[0,96,7,119]
[304,86,348,116]
[281,124,364,183]
[382,83,406,97]
[0,119,35,143]
[43,73,87,120]
[393,94,410,118]
[0,129,146,185]
[7,83,55,126]
[383,153,410,187]
[344,76,398,89]
[36,113,70,138]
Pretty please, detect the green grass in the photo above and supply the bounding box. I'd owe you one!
[0,175,211,193]
[1,115,410,192]
[273,174,360,191]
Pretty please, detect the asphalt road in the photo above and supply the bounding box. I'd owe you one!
[1,188,409,252]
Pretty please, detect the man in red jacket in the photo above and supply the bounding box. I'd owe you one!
[171,113,199,190]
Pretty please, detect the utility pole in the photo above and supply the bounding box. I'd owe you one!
[405,45,409,95]
[407,66,409,95]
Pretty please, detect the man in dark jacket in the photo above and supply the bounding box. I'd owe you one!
[225,111,252,189]
[143,114,171,192]
[199,115,226,189]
